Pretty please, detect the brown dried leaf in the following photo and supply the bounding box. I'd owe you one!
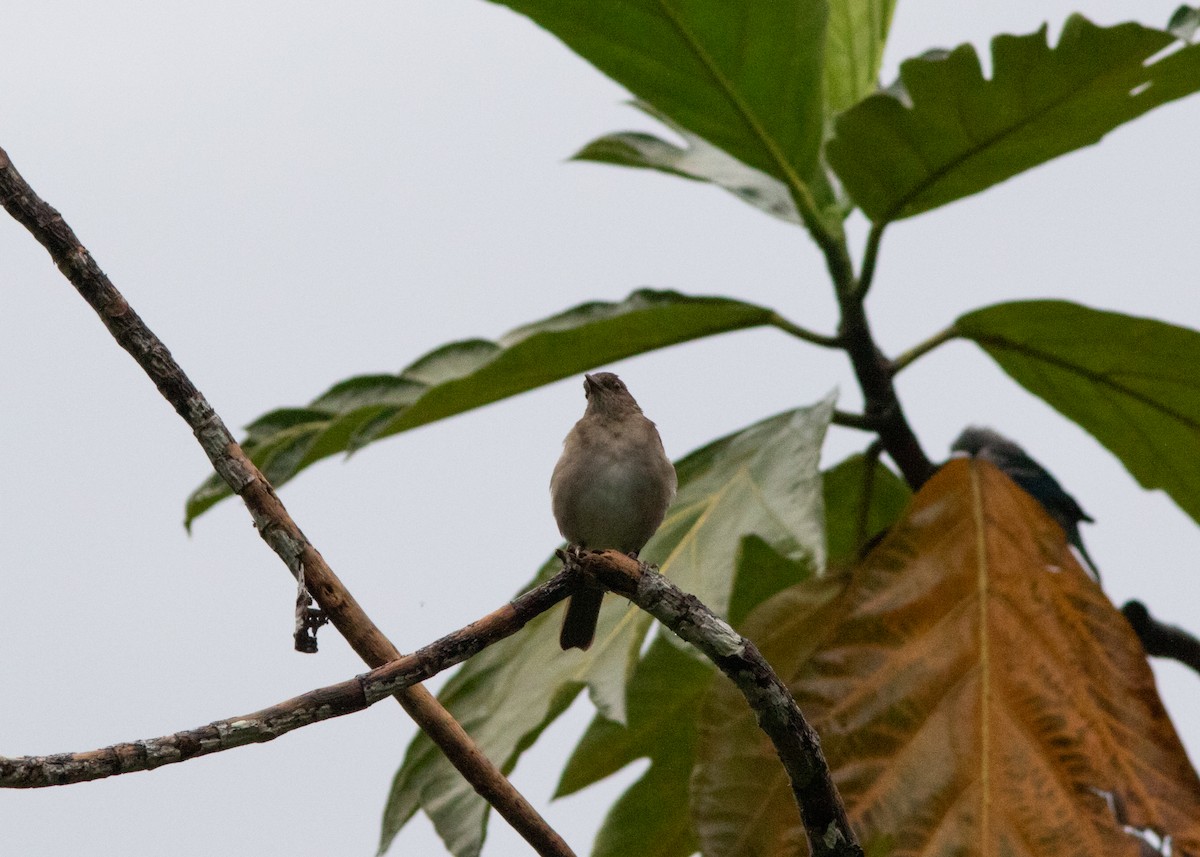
[693,459,1200,857]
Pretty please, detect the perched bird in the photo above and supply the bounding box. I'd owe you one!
[551,372,677,650]
[952,426,1099,581]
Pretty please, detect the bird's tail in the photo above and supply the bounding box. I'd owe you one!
[1068,526,1101,584]
[1074,540,1102,584]
[560,588,604,651]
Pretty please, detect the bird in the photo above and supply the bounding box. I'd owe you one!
[951,426,1100,581]
[551,372,677,650]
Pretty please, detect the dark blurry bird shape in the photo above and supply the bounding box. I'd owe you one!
[952,426,1100,582]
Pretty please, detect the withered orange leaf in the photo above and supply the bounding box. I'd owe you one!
[693,459,1200,857]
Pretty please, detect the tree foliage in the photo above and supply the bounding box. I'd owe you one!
[183,3,1200,856]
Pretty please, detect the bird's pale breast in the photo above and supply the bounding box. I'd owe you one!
[551,415,675,553]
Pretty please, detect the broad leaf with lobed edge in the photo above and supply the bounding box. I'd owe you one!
[379,398,835,857]
[185,289,787,525]
[693,459,1200,856]
[957,300,1200,526]
[828,14,1200,223]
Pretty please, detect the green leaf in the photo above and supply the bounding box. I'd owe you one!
[821,452,910,566]
[555,637,712,799]
[185,289,783,525]
[556,637,708,857]
[379,398,834,857]
[487,0,828,200]
[573,104,802,226]
[827,14,1200,223]
[957,300,1200,525]
[590,748,699,857]
[824,0,897,114]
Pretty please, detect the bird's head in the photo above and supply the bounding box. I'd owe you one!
[951,425,1014,458]
[583,372,641,416]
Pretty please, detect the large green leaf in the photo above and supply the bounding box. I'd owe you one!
[558,636,711,857]
[572,104,804,226]
[185,289,785,525]
[827,14,1200,223]
[379,398,834,857]
[486,0,828,201]
[957,300,1200,525]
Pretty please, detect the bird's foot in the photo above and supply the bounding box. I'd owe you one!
[626,550,659,571]
[556,544,588,566]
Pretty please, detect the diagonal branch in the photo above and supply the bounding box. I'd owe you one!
[575,549,864,857]
[0,567,577,788]
[0,145,574,857]
[3,547,862,857]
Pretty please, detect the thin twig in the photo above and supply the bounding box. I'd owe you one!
[890,325,959,376]
[576,550,864,857]
[0,568,577,788]
[769,312,843,348]
[0,145,574,857]
[1122,600,1200,676]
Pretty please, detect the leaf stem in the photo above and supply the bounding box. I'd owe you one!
[890,325,959,376]
[769,312,842,348]
[853,222,886,300]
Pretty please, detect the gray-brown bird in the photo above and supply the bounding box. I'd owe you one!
[551,372,677,650]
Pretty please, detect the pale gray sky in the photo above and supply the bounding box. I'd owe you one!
[2,1,1197,854]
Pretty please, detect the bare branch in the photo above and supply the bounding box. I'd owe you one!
[1123,600,1200,677]
[0,145,574,857]
[0,568,576,788]
[576,550,864,857]
[5,547,865,857]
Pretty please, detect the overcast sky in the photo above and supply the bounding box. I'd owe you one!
[2,1,1198,854]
